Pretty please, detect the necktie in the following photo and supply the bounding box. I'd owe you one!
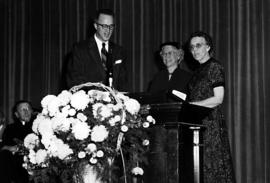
[101,43,107,71]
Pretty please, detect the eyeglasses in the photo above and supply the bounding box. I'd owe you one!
[96,22,115,30]
[160,51,176,57]
[190,43,207,51]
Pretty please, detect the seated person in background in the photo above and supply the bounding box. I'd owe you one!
[0,100,36,183]
[0,110,7,148]
[148,41,192,102]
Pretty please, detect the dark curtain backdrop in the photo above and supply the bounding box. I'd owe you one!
[1,0,270,182]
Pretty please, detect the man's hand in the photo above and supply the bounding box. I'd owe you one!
[1,145,18,154]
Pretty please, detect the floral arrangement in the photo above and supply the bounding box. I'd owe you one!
[21,82,155,183]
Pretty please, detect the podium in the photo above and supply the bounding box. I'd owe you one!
[146,102,207,183]
[128,92,212,183]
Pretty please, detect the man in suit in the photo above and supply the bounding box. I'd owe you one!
[66,9,128,91]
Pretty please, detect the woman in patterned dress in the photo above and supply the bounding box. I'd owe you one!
[187,31,235,183]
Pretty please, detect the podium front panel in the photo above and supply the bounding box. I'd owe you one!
[144,102,204,183]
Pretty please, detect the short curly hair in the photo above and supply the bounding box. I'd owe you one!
[160,41,184,63]
[189,31,214,55]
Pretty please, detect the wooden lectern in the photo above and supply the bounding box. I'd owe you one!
[148,103,207,183]
[128,93,211,183]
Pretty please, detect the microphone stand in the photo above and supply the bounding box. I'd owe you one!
[108,72,113,88]
[106,48,113,88]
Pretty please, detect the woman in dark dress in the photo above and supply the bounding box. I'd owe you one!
[187,31,235,182]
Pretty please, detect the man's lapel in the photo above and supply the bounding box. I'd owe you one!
[88,37,106,76]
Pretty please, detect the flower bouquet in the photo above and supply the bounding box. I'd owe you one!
[21,82,155,183]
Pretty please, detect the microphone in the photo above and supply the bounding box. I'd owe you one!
[106,48,113,87]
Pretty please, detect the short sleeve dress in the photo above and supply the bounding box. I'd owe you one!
[187,58,235,183]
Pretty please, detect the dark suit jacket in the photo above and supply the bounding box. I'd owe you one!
[66,37,128,91]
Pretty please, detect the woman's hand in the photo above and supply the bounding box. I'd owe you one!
[190,86,224,108]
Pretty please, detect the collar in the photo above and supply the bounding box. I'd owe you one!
[21,121,26,126]
[94,34,109,55]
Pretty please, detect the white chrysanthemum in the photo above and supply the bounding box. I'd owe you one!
[28,150,37,164]
[91,125,109,142]
[72,121,90,140]
[108,115,121,126]
[89,157,98,164]
[57,90,72,106]
[77,112,87,122]
[51,115,71,132]
[99,105,113,119]
[47,97,62,117]
[142,139,150,146]
[121,125,129,132]
[131,167,144,175]
[69,117,81,126]
[41,108,48,116]
[146,115,156,124]
[22,163,28,169]
[92,103,103,117]
[61,105,70,117]
[35,149,48,165]
[142,122,150,128]
[92,103,113,120]
[37,117,54,137]
[78,151,86,159]
[56,143,73,160]
[40,94,60,116]
[41,95,56,108]
[112,103,123,111]
[47,138,73,160]
[96,150,104,158]
[24,133,39,150]
[68,108,76,116]
[106,103,114,109]
[124,98,140,115]
[70,90,90,111]
[23,155,28,162]
[86,143,97,153]
[41,134,57,149]
[32,114,46,134]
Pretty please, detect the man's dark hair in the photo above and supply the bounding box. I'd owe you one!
[12,100,32,115]
[189,31,214,55]
[95,9,115,20]
[12,100,34,123]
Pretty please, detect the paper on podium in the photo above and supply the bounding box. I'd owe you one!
[172,90,187,101]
